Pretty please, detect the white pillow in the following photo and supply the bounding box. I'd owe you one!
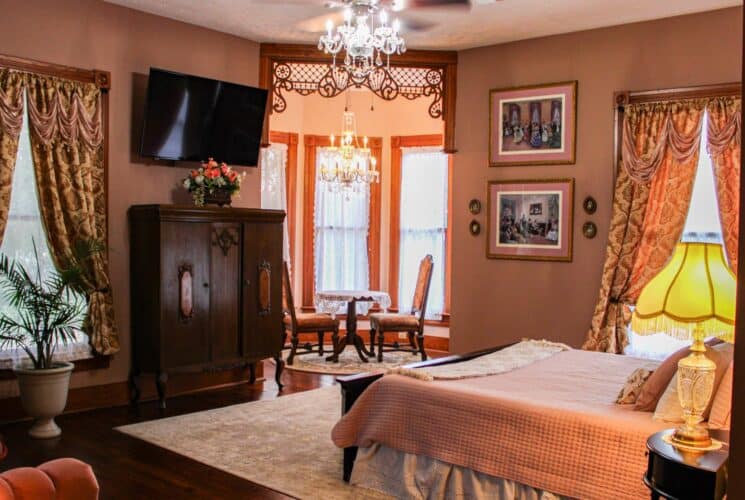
[653,371,684,423]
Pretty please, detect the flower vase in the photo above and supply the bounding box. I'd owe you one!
[204,187,232,207]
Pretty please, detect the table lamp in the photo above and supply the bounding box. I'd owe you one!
[631,242,735,449]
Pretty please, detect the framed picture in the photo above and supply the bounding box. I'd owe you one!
[489,81,577,166]
[487,178,574,262]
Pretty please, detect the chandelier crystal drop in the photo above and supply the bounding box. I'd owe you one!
[318,1,406,79]
[319,110,379,196]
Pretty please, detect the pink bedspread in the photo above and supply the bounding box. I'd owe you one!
[332,349,666,500]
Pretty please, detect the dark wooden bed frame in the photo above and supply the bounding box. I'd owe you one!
[336,343,514,482]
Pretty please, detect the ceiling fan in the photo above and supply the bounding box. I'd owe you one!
[253,0,500,77]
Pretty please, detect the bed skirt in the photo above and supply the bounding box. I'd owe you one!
[352,444,569,500]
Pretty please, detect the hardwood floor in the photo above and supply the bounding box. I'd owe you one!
[0,362,336,499]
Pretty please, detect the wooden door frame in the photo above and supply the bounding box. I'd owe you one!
[258,43,458,153]
[301,134,383,310]
[389,134,451,324]
[729,10,745,497]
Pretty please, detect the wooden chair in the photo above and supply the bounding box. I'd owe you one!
[369,254,434,362]
[282,262,340,365]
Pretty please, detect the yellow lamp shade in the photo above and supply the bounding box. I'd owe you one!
[631,242,736,342]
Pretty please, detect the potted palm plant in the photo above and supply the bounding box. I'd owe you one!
[0,240,102,439]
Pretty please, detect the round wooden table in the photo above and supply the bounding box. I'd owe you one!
[315,290,391,363]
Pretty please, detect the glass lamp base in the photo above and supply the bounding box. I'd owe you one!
[672,423,713,448]
[674,336,716,450]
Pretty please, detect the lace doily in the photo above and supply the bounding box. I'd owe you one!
[315,290,391,317]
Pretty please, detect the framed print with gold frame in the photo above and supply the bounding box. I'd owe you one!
[489,81,577,167]
[487,178,574,262]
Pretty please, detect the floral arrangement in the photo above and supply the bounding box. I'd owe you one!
[182,158,244,206]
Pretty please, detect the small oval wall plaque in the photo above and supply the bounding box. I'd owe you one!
[583,221,597,239]
[468,199,482,215]
[469,220,481,236]
[583,196,597,215]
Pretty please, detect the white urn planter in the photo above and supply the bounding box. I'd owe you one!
[14,362,74,439]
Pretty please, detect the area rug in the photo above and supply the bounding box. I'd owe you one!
[116,387,389,500]
[282,346,421,375]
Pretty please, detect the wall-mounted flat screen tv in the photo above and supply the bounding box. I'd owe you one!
[139,68,268,167]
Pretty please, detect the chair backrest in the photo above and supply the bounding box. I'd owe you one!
[0,434,6,461]
[282,262,298,330]
[410,254,434,324]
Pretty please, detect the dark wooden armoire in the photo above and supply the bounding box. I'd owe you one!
[128,205,285,408]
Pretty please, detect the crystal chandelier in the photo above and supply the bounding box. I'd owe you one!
[318,1,406,79]
[319,109,379,194]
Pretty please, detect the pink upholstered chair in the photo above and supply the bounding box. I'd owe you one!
[0,436,99,500]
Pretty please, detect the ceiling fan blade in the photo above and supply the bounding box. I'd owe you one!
[397,15,437,32]
[392,0,470,9]
[297,11,346,33]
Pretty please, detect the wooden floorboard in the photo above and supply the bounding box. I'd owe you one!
[0,362,337,500]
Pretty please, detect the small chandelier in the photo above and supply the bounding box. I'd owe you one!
[318,1,406,79]
[319,110,379,194]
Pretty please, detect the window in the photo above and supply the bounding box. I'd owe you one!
[398,147,449,319]
[0,102,88,365]
[625,111,721,359]
[313,147,370,293]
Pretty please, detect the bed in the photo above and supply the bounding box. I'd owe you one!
[332,343,666,500]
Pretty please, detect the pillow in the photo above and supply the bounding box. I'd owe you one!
[708,361,733,430]
[616,367,655,404]
[652,343,734,422]
[635,338,724,412]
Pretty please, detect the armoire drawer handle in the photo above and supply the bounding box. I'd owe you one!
[244,279,251,287]
[203,282,209,288]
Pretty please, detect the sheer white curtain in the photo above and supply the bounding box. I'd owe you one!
[398,146,448,319]
[260,143,290,264]
[314,147,370,293]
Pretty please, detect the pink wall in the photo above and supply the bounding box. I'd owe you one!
[0,0,260,396]
[451,7,742,353]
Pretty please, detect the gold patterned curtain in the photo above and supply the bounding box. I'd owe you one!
[25,74,119,355]
[707,97,741,273]
[0,70,25,244]
[583,101,703,353]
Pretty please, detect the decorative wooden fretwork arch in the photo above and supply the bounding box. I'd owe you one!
[259,44,458,153]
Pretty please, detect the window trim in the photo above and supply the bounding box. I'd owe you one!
[268,131,298,274]
[301,134,383,310]
[389,134,452,321]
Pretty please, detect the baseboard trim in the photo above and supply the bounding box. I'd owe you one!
[0,364,265,424]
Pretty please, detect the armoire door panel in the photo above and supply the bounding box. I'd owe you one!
[242,222,283,360]
[209,223,242,363]
[160,221,211,369]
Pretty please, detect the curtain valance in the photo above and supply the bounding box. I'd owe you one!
[25,75,103,150]
[622,100,705,183]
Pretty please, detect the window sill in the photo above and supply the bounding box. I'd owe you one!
[0,355,110,380]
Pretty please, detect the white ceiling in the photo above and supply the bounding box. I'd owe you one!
[104,0,740,50]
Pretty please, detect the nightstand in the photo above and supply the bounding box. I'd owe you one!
[644,429,729,500]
